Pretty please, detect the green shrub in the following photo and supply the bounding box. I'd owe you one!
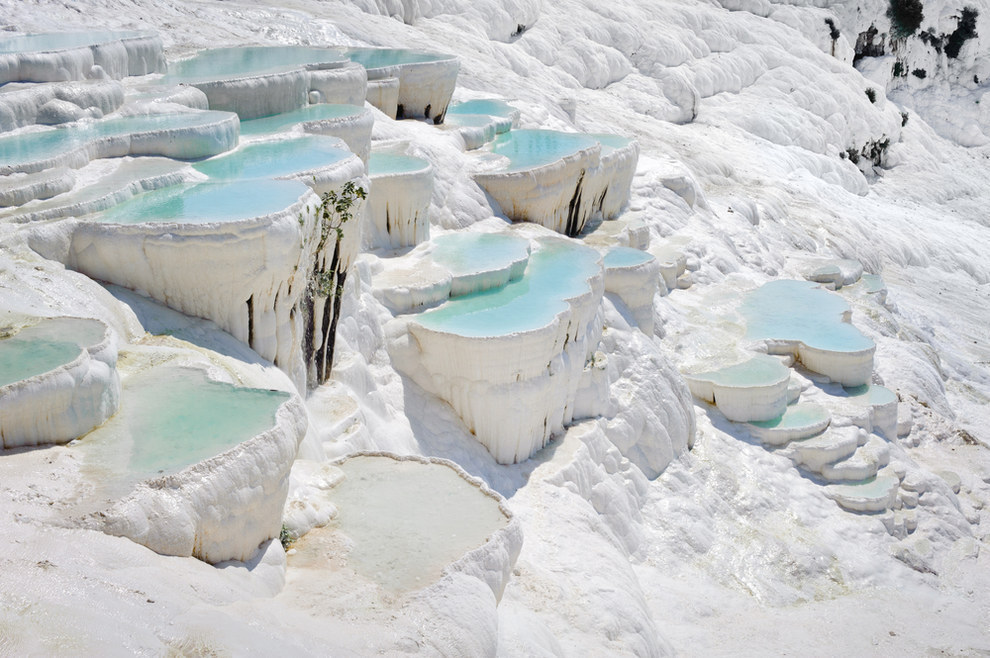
[865,88,878,103]
[945,7,978,58]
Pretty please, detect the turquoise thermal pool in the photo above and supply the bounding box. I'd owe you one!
[329,455,509,592]
[340,47,454,70]
[589,133,635,152]
[0,112,235,169]
[690,354,790,388]
[0,318,104,387]
[417,239,600,337]
[162,46,345,84]
[0,30,148,53]
[368,153,431,175]
[447,99,517,118]
[741,280,874,353]
[93,178,308,224]
[843,383,897,405]
[604,246,653,268]
[431,232,530,281]
[83,366,289,481]
[749,402,831,431]
[193,136,352,180]
[489,129,598,172]
[239,104,365,136]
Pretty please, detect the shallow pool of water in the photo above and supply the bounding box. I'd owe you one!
[741,280,874,353]
[431,232,530,279]
[340,47,452,70]
[0,112,233,167]
[93,178,308,224]
[417,239,599,337]
[447,99,517,118]
[589,133,634,153]
[843,383,897,406]
[239,104,364,136]
[331,455,508,592]
[162,46,344,84]
[193,136,351,180]
[604,246,652,268]
[0,318,105,387]
[368,153,430,176]
[489,129,598,172]
[690,354,789,388]
[750,402,830,430]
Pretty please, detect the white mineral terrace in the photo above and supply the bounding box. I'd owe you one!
[294,453,519,596]
[474,129,639,237]
[0,316,119,448]
[0,110,240,175]
[0,30,166,84]
[342,48,459,122]
[429,231,530,296]
[161,46,367,120]
[443,98,518,149]
[742,279,876,386]
[363,151,433,250]
[0,79,125,132]
[685,354,792,422]
[78,363,305,563]
[602,246,659,333]
[389,235,604,464]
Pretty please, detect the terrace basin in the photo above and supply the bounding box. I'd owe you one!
[82,364,305,563]
[741,280,875,386]
[0,316,119,448]
[685,354,792,422]
[341,47,459,122]
[603,246,659,333]
[430,232,530,296]
[364,152,433,249]
[240,103,373,162]
[0,30,165,84]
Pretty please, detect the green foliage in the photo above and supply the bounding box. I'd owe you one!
[912,68,927,79]
[945,7,978,58]
[901,111,909,126]
[309,181,366,298]
[825,18,841,41]
[893,61,906,77]
[865,88,877,103]
[887,0,924,38]
[279,524,293,550]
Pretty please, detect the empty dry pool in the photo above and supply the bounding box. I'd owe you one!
[311,454,512,592]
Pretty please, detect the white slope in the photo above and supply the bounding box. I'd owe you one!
[1,0,990,655]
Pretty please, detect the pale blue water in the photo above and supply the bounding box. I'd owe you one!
[368,153,430,176]
[162,46,344,84]
[750,403,830,429]
[691,355,789,387]
[340,47,452,70]
[240,104,363,136]
[193,136,351,180]
[94,179,307,224]
[829,473,898,498]
[0,30,146,53]
[443,114,496,128]
[431,233,530,278]
[0,112,233,167]
[490,129,598,172]
[861,273,885,293]
[417,239,600,337]
[123,367,289,477]
[447,99,517,118]
[604,246,653,268]
[741,280,874,353]
[0,318,105,387]
[589,133,634,153]
[843,383,897,405]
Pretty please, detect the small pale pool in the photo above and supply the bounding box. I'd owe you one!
[741,280,874,353]
[340,47,454,71]
[843,383,897,406]
[330,455,509,592]
[417,239,600,337]
[431,232,530,281]
[162,46,345,84]
[0,317,105,388]
[193,136,352,180]
[82,366,289,482]
[589,133,634,153]
[0,112,234,168]
[93,178,308,224]
[447,99,517,118]
[749,402,830,430]
[239,104,364,136]
[604,246,652,268]
[690,354,790,388]
[489,129,598,172]
[368,153,431,176]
